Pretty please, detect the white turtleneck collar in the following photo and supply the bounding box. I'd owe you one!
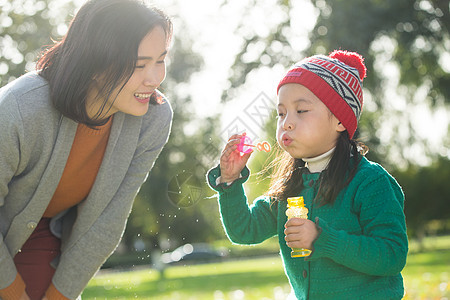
[302,147,335,173]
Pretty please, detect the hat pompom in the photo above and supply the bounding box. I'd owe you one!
[329,50,366,81]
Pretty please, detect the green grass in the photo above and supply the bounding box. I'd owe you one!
[83,256,289,299]
[83,236,450,299]
[402,235,450,300]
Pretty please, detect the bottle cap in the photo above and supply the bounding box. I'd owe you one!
[287,196,304,208]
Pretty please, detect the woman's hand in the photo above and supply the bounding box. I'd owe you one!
[219,133,253,184]
[284,218,319,250]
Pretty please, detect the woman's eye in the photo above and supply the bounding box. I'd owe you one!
[135,65,145,69]
[277,112,285,118]
[297,110,307,114]
[156,59,165,64]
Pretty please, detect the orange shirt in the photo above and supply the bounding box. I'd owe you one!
[43,118,112,217]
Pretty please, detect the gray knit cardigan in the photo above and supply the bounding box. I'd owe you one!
[0,72,172,299]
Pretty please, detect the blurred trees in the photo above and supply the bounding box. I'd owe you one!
[392,157,450,245]
[0,0,77,84]
[2,0,449,252]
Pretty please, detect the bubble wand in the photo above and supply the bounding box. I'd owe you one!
[237,134,271,154]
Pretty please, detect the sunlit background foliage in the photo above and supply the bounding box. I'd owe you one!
[1,0,449,265]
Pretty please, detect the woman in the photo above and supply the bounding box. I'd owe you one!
[0,0,173,299]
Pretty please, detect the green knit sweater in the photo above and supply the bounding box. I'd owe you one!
[207,156,408,299]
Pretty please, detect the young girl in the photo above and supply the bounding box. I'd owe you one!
[0,0,172,299]
[207,50,408,299]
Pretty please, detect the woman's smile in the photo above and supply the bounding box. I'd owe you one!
[134,91,154,103]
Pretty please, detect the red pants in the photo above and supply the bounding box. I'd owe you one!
[14,218,61,300]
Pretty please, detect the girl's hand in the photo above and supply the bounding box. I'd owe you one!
[284,218,318,250]
[219,133,253,183]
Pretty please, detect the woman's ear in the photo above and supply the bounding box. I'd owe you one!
[336,121,346,133]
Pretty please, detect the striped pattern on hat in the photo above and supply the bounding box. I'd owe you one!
[277,50,366,139]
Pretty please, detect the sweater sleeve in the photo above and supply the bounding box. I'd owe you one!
[51,104,173,299]
[0,89,23,291]
[0,273,26,299]
[45,283,70,300]
[207,165,278,244]
[309,171,408,276]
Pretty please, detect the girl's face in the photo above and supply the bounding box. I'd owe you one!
[276,83,345,159]
[88,25,168,119]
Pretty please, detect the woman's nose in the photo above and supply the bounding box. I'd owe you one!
[144,68,163,87]
[143,72,157,87]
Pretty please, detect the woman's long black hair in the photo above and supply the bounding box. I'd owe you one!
[266,131,368,206]
[37,0,172,126]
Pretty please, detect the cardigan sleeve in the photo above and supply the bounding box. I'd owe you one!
[207,165,278,245]
[0,89,24,291]
[50,102,173,299]
[309,170,408,276]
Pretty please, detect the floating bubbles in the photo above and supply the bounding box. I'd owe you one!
[237,133,271,154]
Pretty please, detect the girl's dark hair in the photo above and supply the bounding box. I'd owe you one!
[37,0,173,126]
[266,131,368,206]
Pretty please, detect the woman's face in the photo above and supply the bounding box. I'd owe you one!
[276,83,345,159]
[88,25,168,119]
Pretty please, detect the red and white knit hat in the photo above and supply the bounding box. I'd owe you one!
[277,50,367,139]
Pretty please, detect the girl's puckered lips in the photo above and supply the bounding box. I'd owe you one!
[282,133,293,146]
